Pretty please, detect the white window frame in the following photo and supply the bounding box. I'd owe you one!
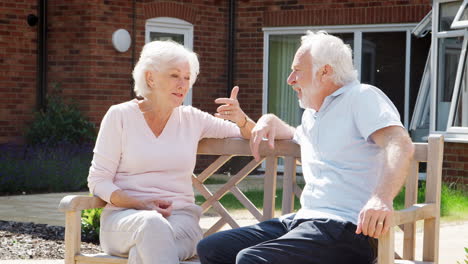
[432,0,468,142]
[447,31,468,133]
[410,51,431,132]
[145,17,194,105]
[262,24,417,128]
[451,0,468,29]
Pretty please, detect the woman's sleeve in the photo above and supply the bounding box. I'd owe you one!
[87,105,122,204]
[195,108,242,139]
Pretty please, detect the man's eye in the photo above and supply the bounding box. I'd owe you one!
[184,76,190,80]
[171,74,179,78]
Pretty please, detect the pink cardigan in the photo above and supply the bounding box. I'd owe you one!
[87,100,241,210]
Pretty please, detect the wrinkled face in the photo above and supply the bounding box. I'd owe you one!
[287,47,322,109]
[149,60,191,107]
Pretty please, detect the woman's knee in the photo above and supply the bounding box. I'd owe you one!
[138,211,172,235]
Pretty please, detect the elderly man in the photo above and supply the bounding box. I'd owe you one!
[197,31,414,264]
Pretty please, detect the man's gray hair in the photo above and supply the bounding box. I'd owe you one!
[300,31,357,85]
[132,41,199,98]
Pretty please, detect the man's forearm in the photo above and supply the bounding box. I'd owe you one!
[374,134,415,203]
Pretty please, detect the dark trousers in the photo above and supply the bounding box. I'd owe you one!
[197,215,376,264]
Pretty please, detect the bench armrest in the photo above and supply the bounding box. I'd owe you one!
[58,195,107,212]
[393,203,437,226]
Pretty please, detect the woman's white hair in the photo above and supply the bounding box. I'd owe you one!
[132,40,199,98]
[300,30,357,85]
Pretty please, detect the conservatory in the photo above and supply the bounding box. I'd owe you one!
[412,0,468,142]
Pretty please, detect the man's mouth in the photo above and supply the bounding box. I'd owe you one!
[173,93,184,98]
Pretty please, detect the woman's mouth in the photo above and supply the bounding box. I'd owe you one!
[172,93,184,98]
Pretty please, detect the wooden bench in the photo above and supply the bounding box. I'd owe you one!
[58,135,444,264]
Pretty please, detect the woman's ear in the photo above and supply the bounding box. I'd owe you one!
[145,71,154,88]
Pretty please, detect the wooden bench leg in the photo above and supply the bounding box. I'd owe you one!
[378,226,395,264]
[64,211,81,264]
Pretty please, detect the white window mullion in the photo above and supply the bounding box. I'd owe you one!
[262,32,270,115]
[354,32,362,81]
[404,30,412,128]
[430,2,440,133]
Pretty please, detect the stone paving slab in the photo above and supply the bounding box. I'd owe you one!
[0,261,63,264]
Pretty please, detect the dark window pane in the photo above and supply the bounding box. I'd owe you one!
[150,32,184,44]
[453,41,468,127]
[268,35,302,127]
[439,1,463,32]
[436,37,463,130]
[410,35,431,123]
[361,32,406,121]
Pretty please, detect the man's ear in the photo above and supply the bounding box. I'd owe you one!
[319,64,334,82]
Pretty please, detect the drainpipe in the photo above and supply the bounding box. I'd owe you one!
[227,0,236,97]
[36,0,47,110]
[131,0,136,98]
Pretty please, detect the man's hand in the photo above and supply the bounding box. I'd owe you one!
[356,196,393,238]
[137,198,173,218]
[250,115,276,161]
[249,114,295,161]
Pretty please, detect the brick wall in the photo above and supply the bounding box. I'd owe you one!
[47,0,134,126]
[4,0,468,186]
[0,0,433,141]
[234,0,432,121]
[443,142,468,186]
[0,0,38,143]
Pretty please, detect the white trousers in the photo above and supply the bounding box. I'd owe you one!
[100,204,203,264]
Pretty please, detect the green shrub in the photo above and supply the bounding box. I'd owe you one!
[81,206,102,244]
[25,86,96,146]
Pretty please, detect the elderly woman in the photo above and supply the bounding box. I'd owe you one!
[87,41,254,264]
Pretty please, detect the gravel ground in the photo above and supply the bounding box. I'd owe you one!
[0,220,100,260]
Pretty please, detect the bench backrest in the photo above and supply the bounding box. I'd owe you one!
[193,138,301,236]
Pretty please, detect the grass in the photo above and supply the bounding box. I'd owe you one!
[196,182,468,222]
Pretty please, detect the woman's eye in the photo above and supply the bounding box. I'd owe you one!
[171,74,179,78]
[184,76,190,81]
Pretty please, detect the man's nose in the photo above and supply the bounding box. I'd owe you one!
[287,72,295,86]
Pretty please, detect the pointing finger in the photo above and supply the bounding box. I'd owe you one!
[230,86,239,100]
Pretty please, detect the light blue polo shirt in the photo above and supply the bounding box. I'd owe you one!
[293,81,403,224]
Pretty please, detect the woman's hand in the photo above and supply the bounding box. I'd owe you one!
[137,198,173,217]
[110,190,173,217]
[214,86,247,127]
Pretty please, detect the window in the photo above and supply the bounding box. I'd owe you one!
[432,0,468,140]
[145,17,194,105]
[451,0,468,29]
[410,52,431,142]
[263,25,430,131]
[447,31,468,132]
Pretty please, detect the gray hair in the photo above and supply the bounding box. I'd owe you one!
[300,31,357,85]
[132,41,199,98]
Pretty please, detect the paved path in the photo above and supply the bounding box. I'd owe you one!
[0,192,466,263]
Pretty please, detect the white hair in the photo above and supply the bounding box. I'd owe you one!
[300,30,357,85]
[132,41,199,98]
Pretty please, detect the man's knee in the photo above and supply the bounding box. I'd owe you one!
[197,235,219,262]
[236,247,267,264]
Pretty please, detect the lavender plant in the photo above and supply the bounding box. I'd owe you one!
[0,142,93,194]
